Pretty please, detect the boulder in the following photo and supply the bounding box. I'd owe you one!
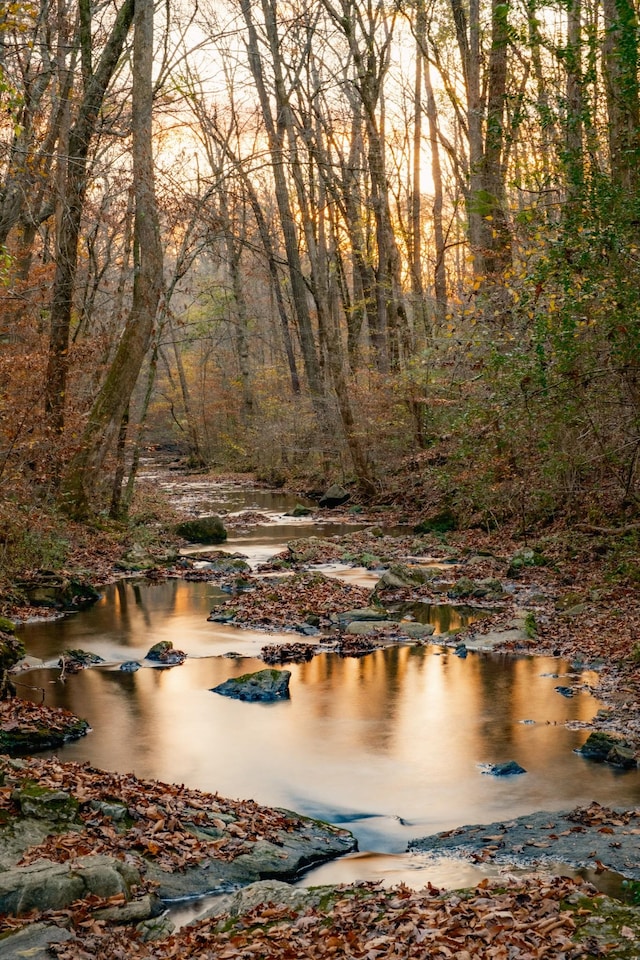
[400,622,436,639]
[286,504,313,517]
[507,547,548,577]
[176,516,228,544]
[12,786,79,822]
[487,761,526,777]
[136,914,176,942]
[318,484,350,508]
[145,641,186,665]
[448,576,478,598]
[374,564,436,591]
[194,553,250,574]
[0,854,141,916]
[345,620,396,635]
[0,713,90,756]
[331,606,391,626]
[61,649,104,669]
[0,922,74,959]
[0,629,26,699]
[211,669,291,702]
[115,544,159,572]
[206,879,327,920]
[578,731,636,766]
[15,574,101,611]
[606,744,637,769]
[120,661,141,672]
[287,537,343,563]
[344,620,435,639]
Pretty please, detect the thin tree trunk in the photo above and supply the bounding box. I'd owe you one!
[60,0,163,517]
[602,0,640,193]
[423,40,447,325]
[44,0,135,449]
[565,0,585,198]
[239,0,325,422]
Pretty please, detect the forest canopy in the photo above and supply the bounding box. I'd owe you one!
[0,0,638,529]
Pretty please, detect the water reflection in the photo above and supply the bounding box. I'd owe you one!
[396,601,480,634]
[17,617,640,857]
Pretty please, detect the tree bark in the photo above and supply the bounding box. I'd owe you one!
[239,0,325,422]
[61,0,163,517]
[602,0,640,194]
[44,0,135,450]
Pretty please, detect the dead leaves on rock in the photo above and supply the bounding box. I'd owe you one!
[261,642,316,664]
[0,698,85,737]
[1,756,309,877]
[48,876,594,960]
[221,573,371,631]
[568,802,640,829]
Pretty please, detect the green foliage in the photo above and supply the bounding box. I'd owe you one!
[621,880,640,905]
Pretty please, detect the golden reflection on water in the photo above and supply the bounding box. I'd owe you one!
[18,579,640,856]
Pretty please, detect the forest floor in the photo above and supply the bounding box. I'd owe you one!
[1,468,640,956]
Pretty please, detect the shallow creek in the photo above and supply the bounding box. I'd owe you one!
[15,475,640,919]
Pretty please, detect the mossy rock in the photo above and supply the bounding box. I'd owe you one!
[145,641,186,665]
[286,504,313,517]
[12,785,79,822]
[175,516,228,544]
[578,732,637,767]
[0,634,26,671]
[0,718,90,756]
[507,547,548,577]
[63,649,104,666]
[211,669,291,702]
[14,576,101,611]
[413,510,457,534]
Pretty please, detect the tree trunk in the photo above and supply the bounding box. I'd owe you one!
[61,0,163,517]
[239,0,325,423]
[602,0,640,194]
[422,34,447,324]
[44,0,135,451]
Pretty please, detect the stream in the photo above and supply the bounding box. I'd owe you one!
[15,472,640,921]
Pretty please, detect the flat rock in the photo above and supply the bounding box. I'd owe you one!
[0,854,141,916]
[409,805,640,880]
[203,879,330,920]
[0,922,74,959]
[345,620,435,638]
[146,820,356,900]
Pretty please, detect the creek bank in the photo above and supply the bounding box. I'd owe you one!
[0,699,90,755]
[9,872,640,959]
[0,756,355,925]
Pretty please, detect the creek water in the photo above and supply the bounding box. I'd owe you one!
[14,475,640,914]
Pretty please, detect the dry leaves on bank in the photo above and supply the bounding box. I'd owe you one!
[0,698,82,735]
[0,756,312,874]
[49,876,594,960]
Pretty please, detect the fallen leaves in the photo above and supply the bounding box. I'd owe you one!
[1,756,315,878]
[261,642,316,664]
[216,573,371,632]
[568,802,639,829]
[46,876,596,959]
